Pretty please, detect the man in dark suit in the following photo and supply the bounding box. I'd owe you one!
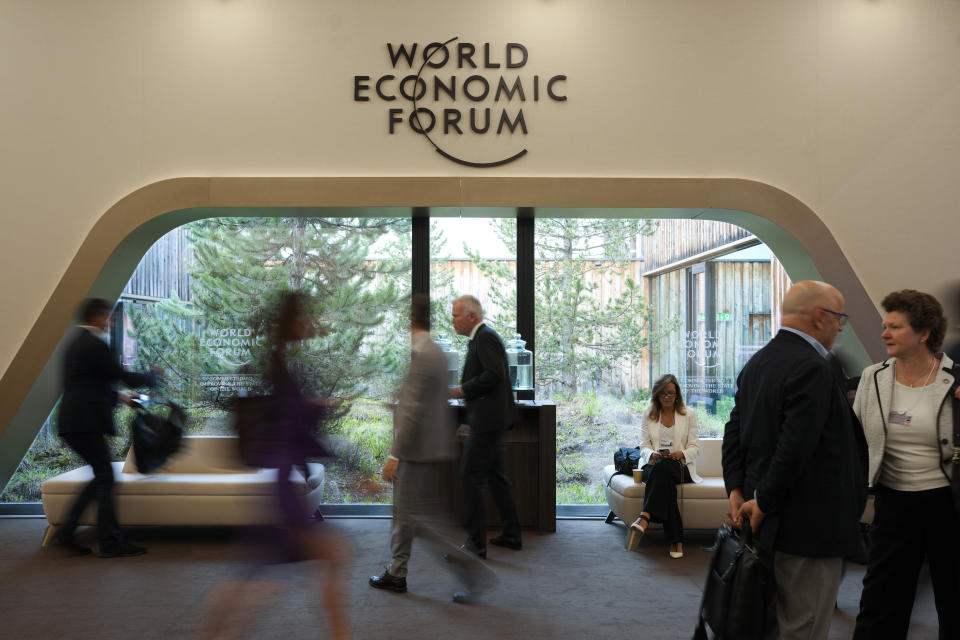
[448,295,521,557]
[57,298,160,557]
[722,281,868,639]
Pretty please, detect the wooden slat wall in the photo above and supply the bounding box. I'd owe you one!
[122,227,192,301]
[713,261,773,386]
[641,219,753,272]
[648,268,688,386]
[648,260,779,397]
[770,256,792,335]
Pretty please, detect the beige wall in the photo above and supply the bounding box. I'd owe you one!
[2,1,958,388]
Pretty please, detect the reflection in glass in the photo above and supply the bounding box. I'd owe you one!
[2,218,411,505]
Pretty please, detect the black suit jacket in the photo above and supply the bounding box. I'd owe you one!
[460,324,519,434]
[722,330,867,557]
[58,328,156,435]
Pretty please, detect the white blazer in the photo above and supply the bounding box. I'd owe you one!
[638,409,702,483]
[853,354,957,487]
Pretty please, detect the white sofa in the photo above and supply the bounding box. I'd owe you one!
[40,435,325,545]
[603,438,729,537]
[602,438,874,543]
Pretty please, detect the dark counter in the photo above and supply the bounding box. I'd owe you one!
[449,401,557,533]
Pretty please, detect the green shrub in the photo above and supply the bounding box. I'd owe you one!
[556,482,605,505]
[694,405,726,439]
[582,393,601,419]
[557,454,589,484]
[715,396,735,422]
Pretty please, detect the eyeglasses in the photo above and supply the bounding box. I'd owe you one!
[819,308,849,326]
[659,392,677,398]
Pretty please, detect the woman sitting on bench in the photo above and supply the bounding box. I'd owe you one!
[627,374,702,558]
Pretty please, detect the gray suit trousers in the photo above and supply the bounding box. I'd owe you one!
[773,552,844,640]
[389,461,459,578]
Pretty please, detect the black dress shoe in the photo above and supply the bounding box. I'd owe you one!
[459,541,487,559]
[98,542,147,558]
[369,569,407,593]
[489,534,522,550]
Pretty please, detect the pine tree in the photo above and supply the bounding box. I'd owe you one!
[469,218,660,396]
[133,217,412,414]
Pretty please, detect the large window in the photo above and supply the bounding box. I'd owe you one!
[532,218,655,504]
[2,212,788,511]
[429,215,517,353]
[647,241,785,437]
[1,217,411,504]
[535,219,789,505]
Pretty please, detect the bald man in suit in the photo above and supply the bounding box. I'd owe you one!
[723,281,867,639]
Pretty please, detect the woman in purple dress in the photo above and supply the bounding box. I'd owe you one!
[201,292,352,640]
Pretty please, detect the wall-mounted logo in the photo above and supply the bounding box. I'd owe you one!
[353,37,567,167]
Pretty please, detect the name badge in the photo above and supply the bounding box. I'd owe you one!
[888,411,911,426]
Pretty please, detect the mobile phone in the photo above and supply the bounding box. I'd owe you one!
[658,448,670,456]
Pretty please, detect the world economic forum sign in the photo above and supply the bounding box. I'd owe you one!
[353,37,567,167]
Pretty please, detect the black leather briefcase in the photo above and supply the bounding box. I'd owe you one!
[692,521,771,640]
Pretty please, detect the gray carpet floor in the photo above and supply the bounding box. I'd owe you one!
[0,517,940,640]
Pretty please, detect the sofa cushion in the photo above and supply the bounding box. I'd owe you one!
[601,465,647,498]
[42,462,322,496]
[679,476,727,499]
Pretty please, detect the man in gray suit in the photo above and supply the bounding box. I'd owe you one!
[369,295,494,603]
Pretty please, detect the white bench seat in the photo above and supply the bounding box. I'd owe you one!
[40,435,325,544]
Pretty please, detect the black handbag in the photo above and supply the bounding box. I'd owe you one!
[612,446,642,475]
[130,399,186,474]
[692,520,771,640]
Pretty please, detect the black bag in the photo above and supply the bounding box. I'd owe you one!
[613,446,643,476]
[693,521,771,640]
[130,400,186,474]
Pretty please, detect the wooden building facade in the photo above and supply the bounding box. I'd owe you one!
[644,220,790,412]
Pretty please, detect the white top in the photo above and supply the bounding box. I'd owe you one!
[879,381,950,491]
[658,423,674,450]
[638,411,702,483]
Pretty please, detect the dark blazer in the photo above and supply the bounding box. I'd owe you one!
[59,328,156,435]
[722,330,868,557]
[460,324,519,434]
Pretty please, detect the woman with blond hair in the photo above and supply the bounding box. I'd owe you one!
[627,374,702,558]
